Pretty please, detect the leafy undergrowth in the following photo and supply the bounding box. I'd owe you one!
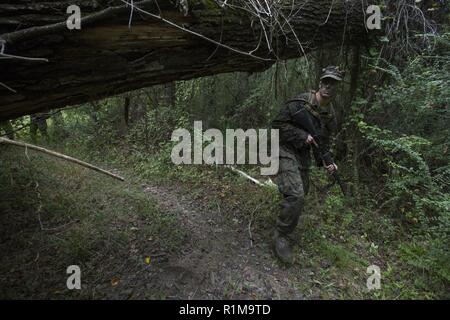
[0,146,185,299]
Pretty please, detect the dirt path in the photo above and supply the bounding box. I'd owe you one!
[135,182,305,300]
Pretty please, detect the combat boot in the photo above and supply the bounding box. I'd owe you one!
[273,230,293,264]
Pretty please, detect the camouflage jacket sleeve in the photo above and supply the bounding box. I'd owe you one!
[271,101,310,148]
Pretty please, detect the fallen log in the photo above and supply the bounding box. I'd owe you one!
[0,0,374,120]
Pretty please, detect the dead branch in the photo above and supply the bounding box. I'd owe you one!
[226,165,265,186]
[0,137,125,181]
[224,165,276,189]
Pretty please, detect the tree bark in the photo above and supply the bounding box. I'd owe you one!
[0,0,375,120]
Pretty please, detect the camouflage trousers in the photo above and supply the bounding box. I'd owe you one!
[275,148,310,236]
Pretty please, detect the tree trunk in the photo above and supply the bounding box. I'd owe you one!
[0,0,375,120]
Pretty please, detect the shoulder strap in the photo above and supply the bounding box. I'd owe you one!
[285,93,322,121]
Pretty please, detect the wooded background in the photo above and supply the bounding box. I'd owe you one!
[0,0,448,299]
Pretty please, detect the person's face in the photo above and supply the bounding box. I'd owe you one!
[318,77,339,99]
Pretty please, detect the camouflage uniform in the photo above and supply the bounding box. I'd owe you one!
[272,90,337,237]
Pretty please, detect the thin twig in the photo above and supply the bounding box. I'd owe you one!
[0,81,17,93]
[128,0,134,29]
[206,14,224,62]
[0,40,48,62]
[0,52,48,62]
[320,0,334,26]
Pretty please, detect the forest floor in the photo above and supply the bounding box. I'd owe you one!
[1,144,445,299]
[0,146,308,299]
[137,181,305,299]
[0,145,349,299]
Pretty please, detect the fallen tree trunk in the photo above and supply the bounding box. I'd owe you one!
[0,0,375,120]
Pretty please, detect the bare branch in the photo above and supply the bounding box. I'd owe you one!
[0,137,125,181]
[0,81,17,93]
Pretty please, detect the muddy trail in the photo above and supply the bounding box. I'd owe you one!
[129,181,305,300]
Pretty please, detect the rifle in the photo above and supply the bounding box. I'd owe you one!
[291,107,346,195]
